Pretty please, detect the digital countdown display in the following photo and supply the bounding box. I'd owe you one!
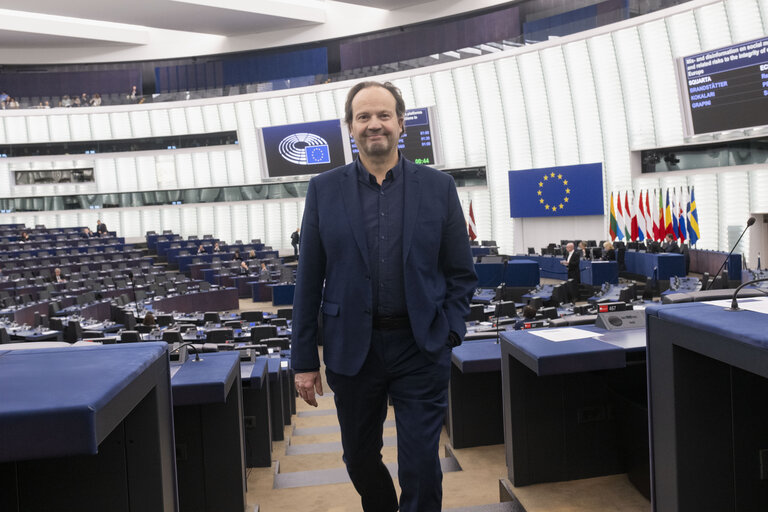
[679,35,768,135]
[349,107,440,166]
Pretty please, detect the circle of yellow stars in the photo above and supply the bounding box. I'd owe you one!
[537,171,570,212]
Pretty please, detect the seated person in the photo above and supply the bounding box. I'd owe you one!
[258,262,270,281]
[19,231,29,243]
[196,244,206,255]
[82,227,94,238]
[212,242,221,253]
[239,260,249,274]
[232,249,243,261]
[143,311,155,326]
[661,233,681,253]
[51,267,67,283]
[514,305,538,330]
[247,249,257,259]
[602,241,616,261]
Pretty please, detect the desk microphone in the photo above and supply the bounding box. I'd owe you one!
[708,217,755,290]
[170,341,202,361]
[724,277,768,311]
[495,259,509,344]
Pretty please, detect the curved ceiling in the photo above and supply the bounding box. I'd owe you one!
[0,0,517,65]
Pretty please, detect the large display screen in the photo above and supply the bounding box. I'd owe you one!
[260,119,349,177]
[678,36,768,136]
[349,107,441,166]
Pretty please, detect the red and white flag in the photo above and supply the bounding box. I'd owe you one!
[467,201,477,241]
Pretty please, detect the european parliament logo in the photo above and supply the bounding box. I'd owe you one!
[278,133,331,165]
[508,163,604,218]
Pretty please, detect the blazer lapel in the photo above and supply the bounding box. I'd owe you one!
[339,165,370,272]
[402,162,421,264]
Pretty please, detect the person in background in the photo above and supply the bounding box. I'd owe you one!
[52,267,67,283]
[239,260,249,274]
[196,244,206,255]
[96,219,108,236]
[143,311,156,326]
[7,98,19,109]
[60,95,72,108]
[514,304,538,330]
[82,227,94,238]
[90,93,102,106]
[19,231,29,243]
[291,228,300,257]
[578,241,589,260]
[212,241,221,253]
[258,262,270,281]
[561,242,581,283]
[602,241,616,261]
[662,233,681,253]
[232,249,243,261]
[128,85,138,102]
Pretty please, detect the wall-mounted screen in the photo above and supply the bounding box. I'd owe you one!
[678,36,768,136]
[260,119,350,178]
[349,107,441,167]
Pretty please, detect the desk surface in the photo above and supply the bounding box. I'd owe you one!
[451,340,501,373]
[0,343,168,462]
[501,325,645,376]
[171,351,240,406]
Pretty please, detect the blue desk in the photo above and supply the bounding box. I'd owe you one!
[171,352,246,512]
[646,300,768,511]
[474,260,540,287]
[448,340,504,448]
[251,281,274,302]
[241,358,272,467]
[0,343,177,511]
[624,251,685,280]
[580,260,619,285]
[500,326,648,494]
[263,356,286,441]
[270,284,295,306]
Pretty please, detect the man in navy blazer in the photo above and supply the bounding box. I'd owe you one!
[292,81,477,512]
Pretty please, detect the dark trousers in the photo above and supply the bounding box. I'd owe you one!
[292,244,298,257]
[325,328,451,512]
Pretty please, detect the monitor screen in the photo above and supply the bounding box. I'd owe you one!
[260,119,350,177]
[678,36,768,136]
[348,107,441,167]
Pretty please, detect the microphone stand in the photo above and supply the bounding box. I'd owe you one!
[708,218,755,290]
[724,277,768,311]
[495,259,509,345]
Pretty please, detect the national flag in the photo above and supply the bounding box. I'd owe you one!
[644,189,653,241]
[657,189,664,241]
[609,191,618,240]
[687,186,700,245]
[637,190,646,242]
[671,188,680,240]
[665,189,674,239]
[677,187,687,244]
[615,191,625,240]
[623,191,631,241]
[467,201,477,241]
[630,191,639,241]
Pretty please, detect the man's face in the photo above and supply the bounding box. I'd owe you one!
[349,86,403,161]
[566,243,574,252]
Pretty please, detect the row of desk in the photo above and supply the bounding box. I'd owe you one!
[0,342,292,511]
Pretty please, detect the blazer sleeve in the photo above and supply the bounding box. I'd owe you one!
[439,179,478,340]
[290,178,327,371]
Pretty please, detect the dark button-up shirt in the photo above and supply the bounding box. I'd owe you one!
[356,157,407,318]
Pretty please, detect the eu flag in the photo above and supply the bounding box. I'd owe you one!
[508,163,604,218]
[305,144,331,164]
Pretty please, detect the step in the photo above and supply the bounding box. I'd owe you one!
[444,503,523,512]
[274,446,462,489]
[291,419,395,436]
[285,435,397,455]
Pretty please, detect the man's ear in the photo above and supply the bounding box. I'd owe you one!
[398,117,405,137]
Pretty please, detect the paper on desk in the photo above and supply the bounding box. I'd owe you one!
[528,327,602,342]
[701,297,768,315]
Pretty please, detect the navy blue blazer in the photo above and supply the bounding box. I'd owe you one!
[291,159,478,377]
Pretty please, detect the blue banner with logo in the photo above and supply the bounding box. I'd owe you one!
[508,163,604,218]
